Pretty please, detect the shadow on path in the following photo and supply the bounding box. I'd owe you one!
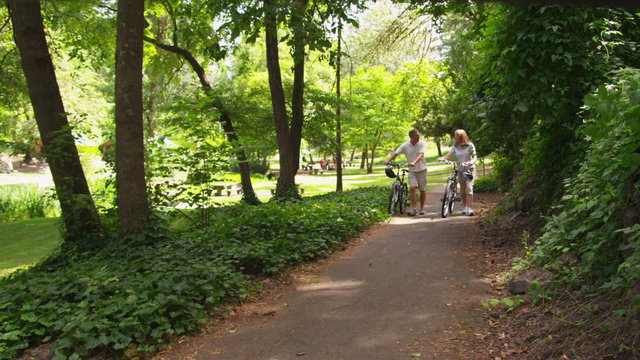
[155,188,491,360]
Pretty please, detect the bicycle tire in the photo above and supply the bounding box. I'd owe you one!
[399,182,409,214]
[441,178,454,218]
[388,183,398,215]
[448,179,457,214]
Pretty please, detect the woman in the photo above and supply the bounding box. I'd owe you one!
[439,129,478,216]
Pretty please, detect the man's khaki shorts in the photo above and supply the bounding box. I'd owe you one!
[408,170,427,191]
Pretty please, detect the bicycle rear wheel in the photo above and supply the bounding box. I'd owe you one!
[441,178,454,218]
[399,183,409,214]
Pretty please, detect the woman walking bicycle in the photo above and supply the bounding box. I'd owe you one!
[439,129,478,216]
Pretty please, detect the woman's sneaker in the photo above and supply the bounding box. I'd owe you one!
[467,208,475,216]
[462,207,469,215]
[407,209,417,216]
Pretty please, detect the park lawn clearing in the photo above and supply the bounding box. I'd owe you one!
[0,218,60,277]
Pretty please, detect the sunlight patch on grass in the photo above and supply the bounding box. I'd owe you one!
[0,217,61,277]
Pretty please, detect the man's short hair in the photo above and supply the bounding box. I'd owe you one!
[409,129,420,137]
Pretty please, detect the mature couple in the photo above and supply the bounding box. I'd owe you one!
[385,128,478,216]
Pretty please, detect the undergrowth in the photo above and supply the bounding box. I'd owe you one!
[0,186,389,359]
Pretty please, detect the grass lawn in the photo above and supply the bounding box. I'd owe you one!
[0,153,492,276]
[0,217,61,277]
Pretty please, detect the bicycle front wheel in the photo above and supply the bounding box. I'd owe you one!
[441,178,454,218]
[388,183,398,215]
[448,179,457,214]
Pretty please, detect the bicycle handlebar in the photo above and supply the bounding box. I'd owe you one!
[386,162,408,167]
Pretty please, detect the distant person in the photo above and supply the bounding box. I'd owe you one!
[385,129,427,216]
[439,129,477,216]
[319,158,326,170]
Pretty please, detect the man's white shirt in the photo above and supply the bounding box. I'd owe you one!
[395,140,427,172]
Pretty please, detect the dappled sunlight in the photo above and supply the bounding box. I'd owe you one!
[298,279,364,292]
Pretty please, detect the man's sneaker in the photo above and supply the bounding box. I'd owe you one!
[467,209,475,216]
[407,209,417,216]
[462,207,469,215]
[419,209,426,215]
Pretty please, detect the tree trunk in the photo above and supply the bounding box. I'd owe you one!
[436,141,442,157]
[143,36,260,204]
[360,147,367,169]
[367,131,382,174]
[335,21,343,192]
[7,0,102,245]
[115,0,148,234]
[264,0,302,200]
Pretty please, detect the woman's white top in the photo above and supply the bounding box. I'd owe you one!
[449,143,477,164]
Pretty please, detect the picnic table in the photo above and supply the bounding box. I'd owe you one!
[212,182,243,196]
[270,184,305,195]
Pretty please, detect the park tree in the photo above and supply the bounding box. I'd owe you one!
[5,0,103,245]
[115,0,147,233]
[345,65,406,173]
[144,0,261,205]
[219,0,365,200]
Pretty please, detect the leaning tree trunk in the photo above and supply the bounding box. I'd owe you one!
[115,0,148,234]
[7,0,102,245]
[264,0,301,200]
[142,36,260,204]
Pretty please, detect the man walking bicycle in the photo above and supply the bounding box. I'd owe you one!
[385,129,427,216]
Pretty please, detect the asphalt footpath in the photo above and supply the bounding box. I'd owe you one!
[155,188,491,360]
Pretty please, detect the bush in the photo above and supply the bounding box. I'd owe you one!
[0,187,389,359]
[0,184,58,222]
[530,70,640,291]
[474,174,499,193]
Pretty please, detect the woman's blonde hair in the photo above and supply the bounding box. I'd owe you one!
[454,129,471,146]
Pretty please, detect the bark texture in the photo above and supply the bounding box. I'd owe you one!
[7,0,102,244]
[115,0,148,233]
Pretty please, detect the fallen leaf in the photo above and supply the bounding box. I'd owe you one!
[296,352,306,356]
[228,328,237,333]
[411,353,422,358]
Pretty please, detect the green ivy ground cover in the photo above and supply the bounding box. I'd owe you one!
[0,187,389,359]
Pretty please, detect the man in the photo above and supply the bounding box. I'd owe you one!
[385,129,427,216]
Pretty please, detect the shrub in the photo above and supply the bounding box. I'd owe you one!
[0,184,58,222]
[0,187,389,359]
[530,70,640,291]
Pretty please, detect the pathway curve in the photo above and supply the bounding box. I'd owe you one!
[157,188,491,360]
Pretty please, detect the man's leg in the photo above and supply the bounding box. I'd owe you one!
[410,186,418,212]
[417,170,427,214]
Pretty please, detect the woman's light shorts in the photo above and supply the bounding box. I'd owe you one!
[409,170,427,191]
[457,171,476,196]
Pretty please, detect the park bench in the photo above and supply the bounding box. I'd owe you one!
[270,184,305,195]
[312,168,323,175]
[212,182,243,196]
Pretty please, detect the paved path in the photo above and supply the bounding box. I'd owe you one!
[155,188,491,360]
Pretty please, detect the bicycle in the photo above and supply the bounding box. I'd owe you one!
[385,162,409,215]
[440,160,462,218]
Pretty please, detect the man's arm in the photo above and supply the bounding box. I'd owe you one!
[409,152,423,167]
[385,153,398,165]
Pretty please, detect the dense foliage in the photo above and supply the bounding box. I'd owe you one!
[0,187,388,359]
[469,5,640,212]
[530,70,640,293]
